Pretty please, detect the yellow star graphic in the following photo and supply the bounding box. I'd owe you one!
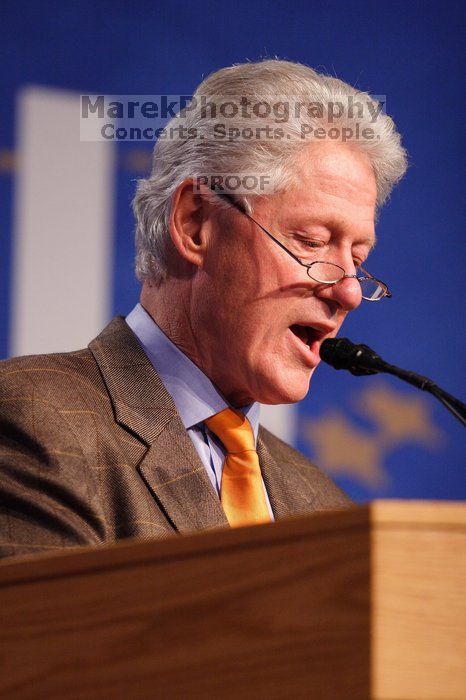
[301,381,446,490]
[302,411,387,488]
[354,382,444,448]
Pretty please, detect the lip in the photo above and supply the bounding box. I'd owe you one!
[293,321,337,336]
[287,327,321,368]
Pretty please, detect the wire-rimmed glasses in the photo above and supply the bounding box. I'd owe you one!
[215,191,391,302]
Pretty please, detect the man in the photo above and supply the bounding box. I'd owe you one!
[0,60,407,558]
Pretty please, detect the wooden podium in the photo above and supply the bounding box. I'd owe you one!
[1,501,464,699]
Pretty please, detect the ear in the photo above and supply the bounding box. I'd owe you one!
[169,179,211,267]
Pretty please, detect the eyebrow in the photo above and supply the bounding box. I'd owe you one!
[289,215,377,251]
[216,192,378,251]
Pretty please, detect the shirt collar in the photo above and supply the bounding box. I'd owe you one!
[125,303,260,439]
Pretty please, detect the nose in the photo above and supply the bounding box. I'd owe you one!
[314,274,363,311]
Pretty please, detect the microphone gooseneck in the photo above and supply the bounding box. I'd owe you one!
[320,337,466,427]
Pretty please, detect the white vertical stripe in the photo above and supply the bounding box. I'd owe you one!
[11,87,115,355]
[259,403,295,444]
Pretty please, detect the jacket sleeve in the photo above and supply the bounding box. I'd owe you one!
[0,364,106,559]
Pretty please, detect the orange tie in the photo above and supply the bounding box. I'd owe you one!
[204,408,271,528]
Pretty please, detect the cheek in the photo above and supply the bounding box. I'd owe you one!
[199,237,287,351]
[216,252,269,316]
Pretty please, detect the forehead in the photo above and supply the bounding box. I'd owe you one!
[261,141,377,237]
[297,140,377,202]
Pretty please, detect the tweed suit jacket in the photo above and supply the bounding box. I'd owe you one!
[0,317,351,559]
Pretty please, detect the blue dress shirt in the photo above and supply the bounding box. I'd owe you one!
[125,303,274,519]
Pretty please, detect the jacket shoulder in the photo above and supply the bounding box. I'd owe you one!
[0,348,106,405]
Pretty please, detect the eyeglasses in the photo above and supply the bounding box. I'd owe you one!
[215,191,391,302]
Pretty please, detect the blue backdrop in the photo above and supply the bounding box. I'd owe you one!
[1,0,465,502]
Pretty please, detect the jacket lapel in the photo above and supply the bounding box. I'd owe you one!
[138,417,228,533]
[89,317,228,533]
[258,428,320,520]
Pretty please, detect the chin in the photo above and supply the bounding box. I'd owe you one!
[256,367,315,405]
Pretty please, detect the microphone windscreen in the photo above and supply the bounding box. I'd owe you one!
[320,337,382,375]
[320,338,354,369]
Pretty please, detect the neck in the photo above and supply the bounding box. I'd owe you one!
[139,280,254,409]
[140,279,201,363]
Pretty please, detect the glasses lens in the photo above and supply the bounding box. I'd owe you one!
[307,262,345,283]
[359,277,387,301]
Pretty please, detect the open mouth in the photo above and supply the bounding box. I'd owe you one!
[289,324,330,366]
[289,324,319,347]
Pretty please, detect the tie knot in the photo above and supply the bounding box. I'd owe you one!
[204,407,255,454]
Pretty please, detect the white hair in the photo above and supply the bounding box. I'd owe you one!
[133,59,407,283]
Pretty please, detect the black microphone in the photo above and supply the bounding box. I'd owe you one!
[320,337,466,427]
[320,337,385,376]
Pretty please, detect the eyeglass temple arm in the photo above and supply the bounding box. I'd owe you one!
[212,190,308,268]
